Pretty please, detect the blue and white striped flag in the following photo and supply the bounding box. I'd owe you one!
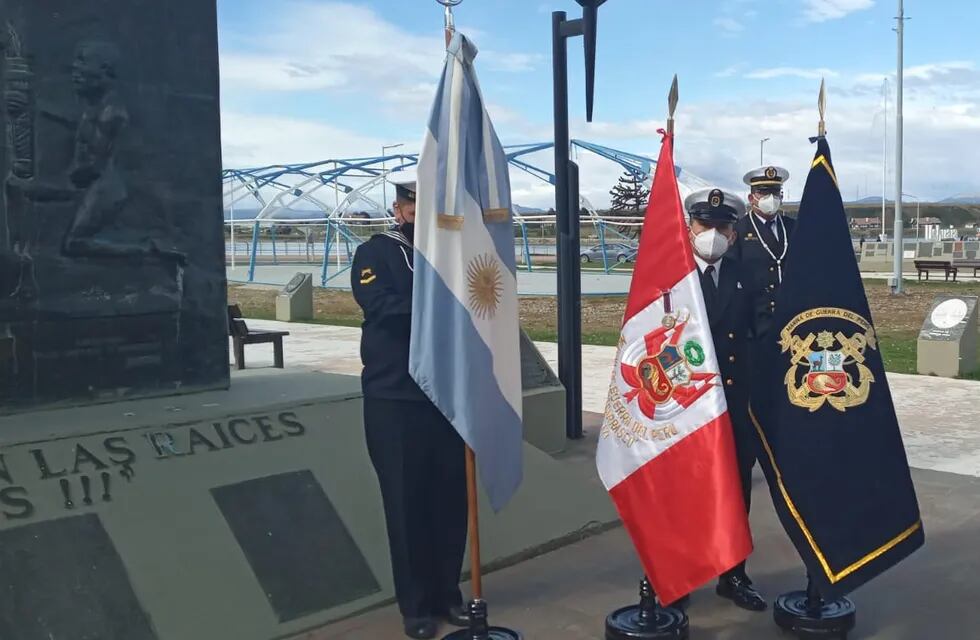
[409,33,523,511]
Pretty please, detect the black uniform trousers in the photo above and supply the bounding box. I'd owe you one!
[363,397,468,619]
[700,258,756,580]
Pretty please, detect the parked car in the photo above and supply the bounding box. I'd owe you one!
[618,248,638,263]
[580,242,636,263]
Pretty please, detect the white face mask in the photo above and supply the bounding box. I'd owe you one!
[692,228,731,263]
[755,194,782,216]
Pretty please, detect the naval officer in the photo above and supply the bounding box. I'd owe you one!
[731,165,795,340]
[351,172,469,639]
[686,188,767,612]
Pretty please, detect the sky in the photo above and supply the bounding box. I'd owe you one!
[218,0,980,210]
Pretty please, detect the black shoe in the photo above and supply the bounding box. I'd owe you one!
[403,617,438,639]
[444,604,470,628]
[716,574,767,612]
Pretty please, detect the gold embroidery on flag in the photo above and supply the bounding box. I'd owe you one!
[811,155,840,189]
[437,214,464,231]
[780,307,877,412]
[749,406,922,583]
[482,208,509,223]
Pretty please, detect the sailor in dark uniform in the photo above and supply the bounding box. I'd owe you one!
[351,172,468,639]
[731,165,795,340]
[685,188,767,612]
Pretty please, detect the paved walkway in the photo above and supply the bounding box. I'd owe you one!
[232,320,980,638]
[296,463,980,639]
[238,320,980,479]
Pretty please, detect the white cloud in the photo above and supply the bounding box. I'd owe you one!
[714,63,748,78]
[221,112,391,168]
[481,51,545,73]
[804,0,875,23]
[746,67,840,80]
[713,17,745,34]
[220,1,540,100]
[220,55,347,92]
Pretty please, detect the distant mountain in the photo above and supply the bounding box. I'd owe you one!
[847,196,893,205]
[940,194,980,205]
[514,204,546,215]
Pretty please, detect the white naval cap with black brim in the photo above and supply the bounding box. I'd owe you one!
[685,188,746,223]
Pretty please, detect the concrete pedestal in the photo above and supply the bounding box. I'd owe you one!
[917,295,978,378]
[0,370,614,640]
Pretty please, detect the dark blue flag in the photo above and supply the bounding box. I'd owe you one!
[749,136,923,599]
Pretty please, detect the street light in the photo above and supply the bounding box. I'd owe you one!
[381,143,405,214]
[760,137,770,165]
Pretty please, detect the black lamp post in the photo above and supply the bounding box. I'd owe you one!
[552,0,606,439]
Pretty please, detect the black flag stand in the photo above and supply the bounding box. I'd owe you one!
[771,82,856,640]
[773,576,856,640]
[441,448,521,640]
[605,577,689,640]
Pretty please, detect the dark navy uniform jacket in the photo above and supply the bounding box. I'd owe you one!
[697,256,754,434]
[351,229,427,401]
[730,213,796,340]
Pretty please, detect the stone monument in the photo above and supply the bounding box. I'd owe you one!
[0,4,603,639]
[275,272,313,322]
[0,0,228,413]
[917,295,979,378]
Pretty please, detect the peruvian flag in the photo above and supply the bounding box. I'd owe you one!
[596,131,752,605]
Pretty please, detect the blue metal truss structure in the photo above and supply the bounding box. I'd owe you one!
[223,140,711,284]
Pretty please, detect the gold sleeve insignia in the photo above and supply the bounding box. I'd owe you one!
[359,268,376,285]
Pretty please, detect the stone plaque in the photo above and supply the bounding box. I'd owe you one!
[0,514,157,640]
[520,328,560,391]
[212,470,381,622]
[917,295,978,378]
[0,1,227,413]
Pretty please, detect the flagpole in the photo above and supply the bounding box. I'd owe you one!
[435,3,519,639]
[604,76,689,640]
[891,0,906,294]
[465,446,483,600]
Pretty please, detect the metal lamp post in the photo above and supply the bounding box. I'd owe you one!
[760,137,770,165]
[553,0,607,440]
[892,0,908,293]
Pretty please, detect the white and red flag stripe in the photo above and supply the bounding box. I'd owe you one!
[596,131,752,605]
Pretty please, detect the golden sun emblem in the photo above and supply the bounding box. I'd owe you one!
[466,253,503,320]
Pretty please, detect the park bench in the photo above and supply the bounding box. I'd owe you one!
[954,259,980,278]
[227,304,289,370]
[914,260,958,282]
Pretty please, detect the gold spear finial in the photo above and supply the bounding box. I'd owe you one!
[667,74,679,135]
[818,77,827,137]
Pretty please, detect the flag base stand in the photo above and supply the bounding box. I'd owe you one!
[441,599,522,640]
[773,580,856,640]
[442,448,523,640]
[605,578,689,640]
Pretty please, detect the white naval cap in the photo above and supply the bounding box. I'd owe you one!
[743,165,790,188]
[684,188,746,222]
[387,169,417,201]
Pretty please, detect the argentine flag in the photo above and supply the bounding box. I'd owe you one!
[409,33,523,512]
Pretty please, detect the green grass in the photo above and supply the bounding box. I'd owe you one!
[524,328,621,346]
[877,331,980,379]
[878,332,918,374]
